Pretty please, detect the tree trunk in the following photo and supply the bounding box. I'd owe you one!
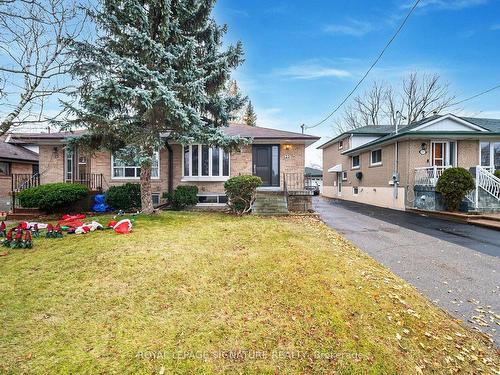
[140,159,154,214]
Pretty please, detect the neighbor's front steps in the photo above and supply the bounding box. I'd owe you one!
[409,209,500,231]
[252,191,289,215]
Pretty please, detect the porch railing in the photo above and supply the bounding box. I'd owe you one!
[11,173,40,192]
[283,172,305,191]
[414,166,451,186]
[72,173,103,191]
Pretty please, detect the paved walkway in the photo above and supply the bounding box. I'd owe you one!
[314,196,500,345]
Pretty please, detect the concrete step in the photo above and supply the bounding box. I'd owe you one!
[252,191,289,215]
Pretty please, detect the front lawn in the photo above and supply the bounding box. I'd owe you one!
[0,213,498,374]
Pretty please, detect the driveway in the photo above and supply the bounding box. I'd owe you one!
[314,196,500,345]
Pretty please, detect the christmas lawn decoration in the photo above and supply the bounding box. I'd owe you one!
[61,0,248,214]
[46,223,63,239]
[0,221,5,237]
[2,229,13,247]
[10,229,23,249]
[22,230,33,249]
[31,223,40,238]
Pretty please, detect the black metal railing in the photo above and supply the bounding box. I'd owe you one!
[73,173,103,191]
[11,173,40,192]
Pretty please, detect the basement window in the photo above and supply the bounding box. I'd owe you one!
[198,194,228,205]
[353,187,359,195]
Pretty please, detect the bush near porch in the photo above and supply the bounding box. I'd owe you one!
[436,167,475,211]
[0,213,498,374]
[17,183,89,213]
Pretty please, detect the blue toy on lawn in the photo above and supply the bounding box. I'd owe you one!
[92,194,110,212]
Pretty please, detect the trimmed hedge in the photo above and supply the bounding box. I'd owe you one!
[436,167,475,211]
[105,183,141,211]
[17,183,89,212]
[495,170,500,179]
[163,185,198,210]
[224,175,262,214]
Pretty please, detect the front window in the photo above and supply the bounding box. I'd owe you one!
[65,148,73,181]
[339,140,343,149]
[371,149,382,166]
[480,141,500,168]
[0,162,10,176]
[112,151,159,179]
[352,155,360,169]
[342,171,347,181]
[183,145,230,179]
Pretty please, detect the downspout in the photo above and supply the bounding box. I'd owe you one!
[165,140,174,194]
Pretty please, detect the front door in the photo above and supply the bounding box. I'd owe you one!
[337,173,342,195]
[252,145,279,187]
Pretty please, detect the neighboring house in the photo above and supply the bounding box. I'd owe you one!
[318,113,500,212]
[304,167,323,192]
[0,136,39,211]
[9,124,319,209]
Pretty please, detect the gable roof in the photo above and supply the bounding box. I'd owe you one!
[0,136,38,162]
[342,114,500,156]
[317,125,395,149]
[8,124,320,146]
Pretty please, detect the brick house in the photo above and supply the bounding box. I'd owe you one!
[0,136,39,211]
[9,124,319,209]
[318,114,500,212]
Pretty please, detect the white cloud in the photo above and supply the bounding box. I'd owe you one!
[276,62,351,80]
[323,20,374,37]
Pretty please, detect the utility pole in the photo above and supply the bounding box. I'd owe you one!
[300,124,305,134]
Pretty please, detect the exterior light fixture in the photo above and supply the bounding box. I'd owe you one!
[419,143,427,155]
[284,144,292,151]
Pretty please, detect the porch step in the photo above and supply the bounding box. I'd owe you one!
[252,191,289,215]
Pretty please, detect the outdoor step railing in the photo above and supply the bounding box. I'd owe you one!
[11,173,40,192]
[283,172,305,191]
[414,166,451,186]
[72,173,103,191]
[475,165,500,201]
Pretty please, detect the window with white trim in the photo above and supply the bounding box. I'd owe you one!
[370,149,382,166]
[342,171,347,181]
[338,140,343,149]
[182,145,230,180]
[352,155,360,169]
[112,151,159,179]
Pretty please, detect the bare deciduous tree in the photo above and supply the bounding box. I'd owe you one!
[335,73,456,133]
[0,0,85,134]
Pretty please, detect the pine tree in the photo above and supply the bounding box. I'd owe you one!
[243,101,257,126]
[62,0,247,213]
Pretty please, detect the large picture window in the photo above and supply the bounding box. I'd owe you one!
[480,141,500,168]
[182,145,230,180]
[112,151,159,179]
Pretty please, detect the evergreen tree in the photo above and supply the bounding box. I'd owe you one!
[62,0,247,213]
[243,101,257,126]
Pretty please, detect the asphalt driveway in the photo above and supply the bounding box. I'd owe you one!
[314,196,500,345]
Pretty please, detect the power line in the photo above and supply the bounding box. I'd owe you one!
[304,0,422,130]
[451,84,500,106]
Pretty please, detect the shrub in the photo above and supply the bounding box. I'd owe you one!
[436,167,475,211]
[495,170,500,179]
[224,175,262,214]
[17,183,89,212]
[163,185,198,210]
[105,183,141,211]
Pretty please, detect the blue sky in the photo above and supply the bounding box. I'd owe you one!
[214,0,500,166]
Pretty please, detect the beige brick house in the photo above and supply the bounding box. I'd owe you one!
[318,114,500,212]
[10,124,319,207]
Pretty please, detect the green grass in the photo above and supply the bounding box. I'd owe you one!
[0,212,498,374]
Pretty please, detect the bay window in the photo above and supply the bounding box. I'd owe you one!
[182,145,230,180]
[112,151,159,179]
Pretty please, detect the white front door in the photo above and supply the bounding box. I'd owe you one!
[431,141,456,167]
